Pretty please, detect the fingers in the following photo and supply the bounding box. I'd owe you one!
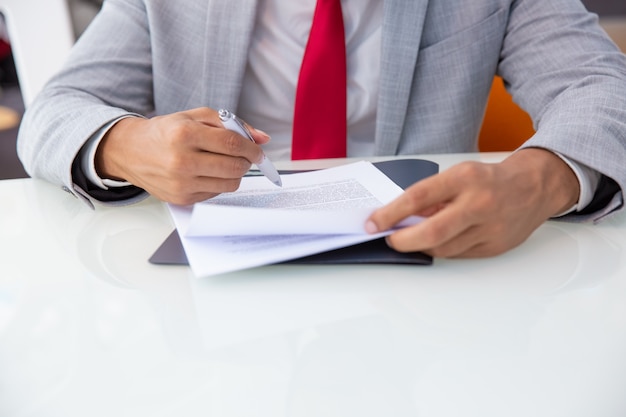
[183,107,271,145]
[148,107,269,178]
[161,109,263,162]
[148,174,244,206]
[157,144,251,182]
[385,214,515,258]
[367,170,460,234]
[96,107,272,205]
[383,200,472,254]
[365,159,547,259]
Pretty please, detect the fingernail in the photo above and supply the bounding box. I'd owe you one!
[255,128,271,141]
[364,220,379,234]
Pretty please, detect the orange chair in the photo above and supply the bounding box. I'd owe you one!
[478,76,535,152]
[480,19,626,152]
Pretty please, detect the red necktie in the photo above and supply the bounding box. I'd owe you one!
[292,0,347,160]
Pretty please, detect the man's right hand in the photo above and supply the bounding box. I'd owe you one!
[95,107,271,205]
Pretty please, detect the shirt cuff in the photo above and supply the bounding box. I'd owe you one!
[552,151,601,217]
[79,116,134,190]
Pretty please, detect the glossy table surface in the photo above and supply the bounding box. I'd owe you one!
[2,153,625,417]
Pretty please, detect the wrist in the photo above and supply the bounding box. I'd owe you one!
[503,148,580,217]
[95,117,145,182]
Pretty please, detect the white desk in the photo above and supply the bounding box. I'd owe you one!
[2,153,626,417]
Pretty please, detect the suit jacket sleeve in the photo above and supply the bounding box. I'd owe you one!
[17,0,155,207]
[497,0,626,222]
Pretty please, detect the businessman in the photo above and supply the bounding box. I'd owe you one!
[17,0,626,258]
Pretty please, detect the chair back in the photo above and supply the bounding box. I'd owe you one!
[0,0,74,107]
[601,16,626,51]
[479,17,626,152]
[478,76,535,152]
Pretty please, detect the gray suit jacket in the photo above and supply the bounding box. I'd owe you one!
[17,0,626,219]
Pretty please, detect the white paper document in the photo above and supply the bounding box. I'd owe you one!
[167,161,421,277]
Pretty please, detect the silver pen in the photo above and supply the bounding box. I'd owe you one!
[218,109,282,187]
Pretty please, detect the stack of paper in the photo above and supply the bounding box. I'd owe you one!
[168,161,422,277]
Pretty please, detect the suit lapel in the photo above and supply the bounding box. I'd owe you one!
[201,0,258,111]
[375,1,429,155]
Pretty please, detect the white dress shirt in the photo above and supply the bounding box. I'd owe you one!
[81,0,598,214]
[237,0,382,160]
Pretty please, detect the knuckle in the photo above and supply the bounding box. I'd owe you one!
[168,122,193,143]
[197,106,213,117]
[457,161,480,175]
[404,187,425,208]
[230,157,252,176]
[490,222,508,238]
[420,221,447,246]
[222,178,243,193]
[453,161,490,184]
[473,189,497,211]
[163,152,189,175]
[399,184,429,211]
[223,131,246,154]
[386,235,415,254]
[207,178,242,195]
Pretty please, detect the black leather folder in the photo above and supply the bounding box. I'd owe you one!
[149,158,439,266]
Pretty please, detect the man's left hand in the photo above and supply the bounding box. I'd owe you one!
[365,148,580,258]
